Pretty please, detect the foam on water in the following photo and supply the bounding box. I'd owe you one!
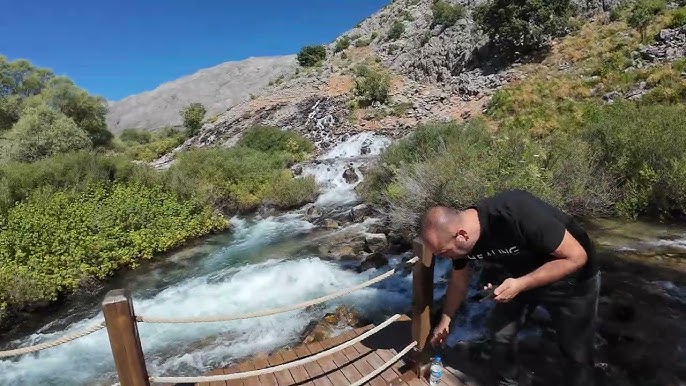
[303,132,391,208]
[0,255,412,386]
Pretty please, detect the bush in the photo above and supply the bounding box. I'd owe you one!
[628,3,654,41]
[181,102,206,136]
[236,125,315,161]
[120,127,187,162]
[583,102,686,217]
[165,146,317,213]
[3,104,92,162]
[354,38,372,47]
[475,0,575,57]
[120,128,152,144]
[335,37,351,53]
[0,182,227,309]
[360,119,613,232]
[353,65,391,105]
[297,45,326,67]
[431,0,466,27]
[388,20,406,40]
[668,7,686,28]
[267,172,319,210]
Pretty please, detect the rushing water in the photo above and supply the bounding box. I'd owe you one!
[1,133,685,386]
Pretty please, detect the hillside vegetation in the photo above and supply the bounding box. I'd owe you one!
[0,58,317,314]
[361,1,686,231]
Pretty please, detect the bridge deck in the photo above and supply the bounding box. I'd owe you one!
[163,315,471,386]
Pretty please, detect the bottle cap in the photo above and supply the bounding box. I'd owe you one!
[434,355,441,361]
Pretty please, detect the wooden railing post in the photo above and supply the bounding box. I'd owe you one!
[102,289,150,386]
[411,238,434,379]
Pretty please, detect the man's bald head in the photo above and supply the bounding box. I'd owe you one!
[420,205,479,258]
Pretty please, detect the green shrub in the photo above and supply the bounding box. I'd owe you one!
[431,0,466,27]
[610,7,624,21]
[3,104,92,162]
[628,3,653,41]
[236,125,315,161]
[121,127,187,162]
[267,172,319,210]
[297,45,326,67]
[475,0,575,57]
[371,32,380,40]
[0,182,227,309]
[669,7,686,27]
[120,128,152,144]
[583,102,686,217]
[181,102,206,136]
[353,65,391,105]
[354,38,372,47]
[388,20,406,40]
[335,37,351,53]
[360,119,613,232]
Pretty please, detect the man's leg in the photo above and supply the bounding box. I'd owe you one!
[542,272,601,386]
[487,298,529,385]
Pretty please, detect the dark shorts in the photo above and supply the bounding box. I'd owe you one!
[487,272,601,386]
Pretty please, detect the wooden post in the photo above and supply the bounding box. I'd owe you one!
[102,289,150,386]
[411,238,434,379]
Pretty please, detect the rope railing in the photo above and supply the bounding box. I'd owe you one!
[349,340,418,386]
[136,256,419,324]
[0,320,106,359]
[148,313,403,384]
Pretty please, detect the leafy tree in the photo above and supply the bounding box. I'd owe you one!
[120,128,152,144]
[180,102,206,136]
[628,0,662,41]
[297,45,326,67]
[431,0,466,27]
[3,104,92,162]
[354,65,391,105]
[388,20,406,40]
[475,0,576,57]
[0,56,54,130]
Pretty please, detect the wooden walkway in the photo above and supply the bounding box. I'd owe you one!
[164,316,473,386]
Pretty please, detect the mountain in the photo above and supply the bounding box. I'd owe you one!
[105,55,298,133]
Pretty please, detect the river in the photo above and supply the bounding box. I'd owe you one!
[0,133,684,386]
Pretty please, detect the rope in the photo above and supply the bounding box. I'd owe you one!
[0,320,106,358]
[348,340,418,386]
[137,257,419,324]
[149,313,402,383]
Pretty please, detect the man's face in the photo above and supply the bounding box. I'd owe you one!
[425,229,470,259]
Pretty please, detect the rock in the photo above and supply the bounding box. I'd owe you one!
[365,233,389,253]
[349,204,371,222]
[291,165,303,176]
[460,110,471,119]
[603,91,622,104]
[357,252,390,272]
[360,139,372,155]
[302,305,363,344]
[323,219,339,229]
[327,245,357,260]
[342,166,359,184]
[306,205,322,219]
[367,222,388,235]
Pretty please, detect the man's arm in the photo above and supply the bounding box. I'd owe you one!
[442,265,470,320]
[494,230,587,302]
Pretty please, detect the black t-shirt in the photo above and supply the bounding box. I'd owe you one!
[452,189,598,282]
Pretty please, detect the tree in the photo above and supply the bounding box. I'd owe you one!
[353,65,391,105]
[475,0,576,58]
[3,104,92,162]
[297,45,326,67]
[628,0,661,42]
[0,56,55,130]
[181,103,206,136]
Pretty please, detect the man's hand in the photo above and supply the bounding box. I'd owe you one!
[491,278,528,303]
[430,315,451,347]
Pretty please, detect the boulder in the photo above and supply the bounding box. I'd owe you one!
[343,165,359,184]
[365,233,389,253]
[305,205,322,220]
[349,204,371,222]
[323,219,339,229]
[291,165,303,176]
[302,305,363,344]
[357,252,390,272]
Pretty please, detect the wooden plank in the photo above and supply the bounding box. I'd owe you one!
[364,350,403,383]
[307,341,348,386]
[198,368,227,386]
[223,364,244,386]
[329,331,363,384]
[237,361,259,386]
[346,342,385,386]
[285,347,314,386]
[102,289,150,386]
[267,352,296,386]
[412,239,435,377]
[299,347,333,386]
[253,356,278,386]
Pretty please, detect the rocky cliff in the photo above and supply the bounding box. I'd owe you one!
[105,55,297,134]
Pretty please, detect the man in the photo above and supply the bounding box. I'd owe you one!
[420,189,600,386]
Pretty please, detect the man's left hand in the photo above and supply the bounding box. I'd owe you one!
[493,278,528,303]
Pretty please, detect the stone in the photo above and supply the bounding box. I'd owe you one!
[342,166,359,184]
[291,164,303,176]
[302,305,362,344]
[349,204,371,222]
[305,205,322,220]
[357,252,390,272]
[328,245,357,260]
[360,139,372,155]
[323,219,339,229]
[365,233,389,253]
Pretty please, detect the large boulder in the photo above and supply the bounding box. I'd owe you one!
[357,252,390,272]
[302,305,363,344]
[349,204,371,222]
[343,165,359,184]
[365,233,389,253]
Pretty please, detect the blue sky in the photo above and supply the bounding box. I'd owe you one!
[0,0,388,101]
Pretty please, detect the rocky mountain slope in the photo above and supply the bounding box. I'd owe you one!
[151,0,617,167]
[105,55,297,133]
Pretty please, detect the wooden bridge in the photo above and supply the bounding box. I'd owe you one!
[1,241,483,386]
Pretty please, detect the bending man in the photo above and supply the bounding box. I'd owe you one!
[420,189,600,386]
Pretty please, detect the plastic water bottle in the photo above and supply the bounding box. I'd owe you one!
[429,355,443,386]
